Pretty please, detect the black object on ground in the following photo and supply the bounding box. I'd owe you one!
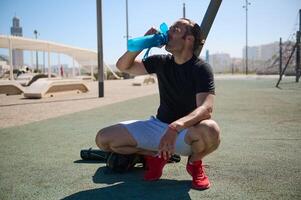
[80,148,181,172]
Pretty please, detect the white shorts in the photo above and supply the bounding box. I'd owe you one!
[119,116,192,156]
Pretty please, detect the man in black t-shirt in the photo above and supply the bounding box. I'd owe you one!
[95,18,220,190]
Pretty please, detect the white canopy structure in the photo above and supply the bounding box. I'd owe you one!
[0,35,120,80]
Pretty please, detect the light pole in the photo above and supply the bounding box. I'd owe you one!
[125,0,129,48]
[96,0,104,97]
[183,3,186,18]
[34,30,39,71]
[243,0,251,75]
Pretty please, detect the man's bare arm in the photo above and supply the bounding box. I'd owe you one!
[116,51,148,75]
[158,93,214,159]
[116,27,158,76]
[170,92,214,131]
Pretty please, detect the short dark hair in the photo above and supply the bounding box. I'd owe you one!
[180,18,202,56]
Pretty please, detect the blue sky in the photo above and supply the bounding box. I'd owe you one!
[0,0,300,65]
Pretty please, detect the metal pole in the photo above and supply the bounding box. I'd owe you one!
[243,0,251,75]
[97,0,104,97]
[296,30,300,82]
[34,30,39,71]
[126,0,129,49]
[195,0,222,57]
[296,9,301,82]
[183,3,186,18]
[298,9,301,38]
[276,43,297,87]
[245,0,248,75]
[279,37,282,80]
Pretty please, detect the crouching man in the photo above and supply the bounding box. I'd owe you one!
[96,18,220,190]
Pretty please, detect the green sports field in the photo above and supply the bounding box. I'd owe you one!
[0,77,300,200]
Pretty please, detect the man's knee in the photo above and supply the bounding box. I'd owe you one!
[95,126,112,150]
[190,119,221,150]
[202,120,220,149]
[95,124,138,150]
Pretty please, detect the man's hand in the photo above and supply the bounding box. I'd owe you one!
[158,127,178,160]
[144,27,159,36]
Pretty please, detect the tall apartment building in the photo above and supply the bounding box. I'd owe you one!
[10,16,24,68]
[242,42,278,61]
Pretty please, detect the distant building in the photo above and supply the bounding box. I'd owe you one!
[209,53,231,73]
[246,46,259,60]
[243,42,278,61]
[259,42,279,60]
[11,16,24,69]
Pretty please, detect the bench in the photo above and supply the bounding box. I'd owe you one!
[0,80,24,95]
[23,78,89,99]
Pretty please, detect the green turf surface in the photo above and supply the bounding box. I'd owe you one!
[0,77,300,199]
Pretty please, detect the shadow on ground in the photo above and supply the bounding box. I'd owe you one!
[63,166,192,200]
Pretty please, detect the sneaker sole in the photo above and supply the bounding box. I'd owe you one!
[191,183,211,190]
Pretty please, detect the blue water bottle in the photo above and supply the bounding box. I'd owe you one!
[127,23,169,53]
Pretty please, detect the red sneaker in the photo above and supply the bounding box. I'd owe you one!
[143,155,167,181]
[186,160,210,190]
[186,160,193,176]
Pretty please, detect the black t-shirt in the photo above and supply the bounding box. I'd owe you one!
[143,54,215,124]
